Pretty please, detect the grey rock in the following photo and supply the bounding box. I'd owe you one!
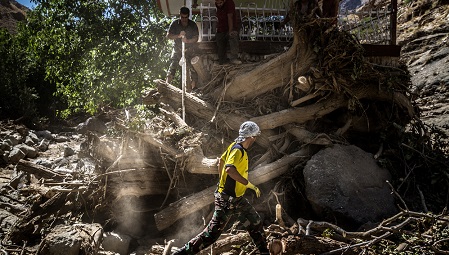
[27,131,39,143]
[38,139,50,151]
[54,136,70,143]
[5,134,20,146]
[8,147,26,164]
[17,144,38,158]
[102,231,132,255]
[1,141,11,151]
[304,144,397,229]
[76,117,107,134]
[39,223,103,255]
[36,130,54,141]
[24,136,35,146]
[63,146,76,157]
[35,159,54,169]
[0,209,19,230]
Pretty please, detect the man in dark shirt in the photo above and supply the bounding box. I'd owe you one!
[166,7,199,91]
[215,0,242,65]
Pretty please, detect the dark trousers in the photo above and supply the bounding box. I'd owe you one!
[167,48,198,84]
[175,192,268,254]
[216,32,239,64]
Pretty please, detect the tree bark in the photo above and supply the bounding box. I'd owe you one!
[191,55,211,86]
[198,232,252,255]
[251,86,415,130]
[284,235,359,255]
[211,36,316,101]
[184,146,218,174]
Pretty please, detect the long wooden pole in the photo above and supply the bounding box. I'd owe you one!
[181,40,186,121]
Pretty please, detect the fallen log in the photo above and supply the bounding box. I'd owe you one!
[106,168,171,197]
[184,146,218,174]
[154,147,313,231]
[198,232,252,255]
[252,86,415,130]
[154,80,274,149]
[159,107,188,129]
[211,36,316,101]
[284,124,333,146]
[290,92,320,107]
[283,235,359,255]
[16,159,67,181]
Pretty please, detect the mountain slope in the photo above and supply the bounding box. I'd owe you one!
[0,0,28,34]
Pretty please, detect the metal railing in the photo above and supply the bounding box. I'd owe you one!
[196,0,397,45]
[338,0,397,45]
[197,0,292,42]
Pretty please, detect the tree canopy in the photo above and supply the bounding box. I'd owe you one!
[0,0,172,119]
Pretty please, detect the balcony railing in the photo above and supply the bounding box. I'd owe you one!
[195,0,397,45]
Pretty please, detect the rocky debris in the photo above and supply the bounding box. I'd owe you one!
[0,121,81,167]
[0,1,448,255]
[37,223,103,255]
[0,208,18,231]
[102,232,133,255]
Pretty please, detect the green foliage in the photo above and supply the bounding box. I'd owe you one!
[127,104,158,132]
[25,0,172,116]
[0,28,38,119]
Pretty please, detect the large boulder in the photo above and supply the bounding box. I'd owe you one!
[304,144,397,230]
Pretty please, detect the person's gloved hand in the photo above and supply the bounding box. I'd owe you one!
[246,181,261,197]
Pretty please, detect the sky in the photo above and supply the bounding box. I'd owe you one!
[16,0,35,9]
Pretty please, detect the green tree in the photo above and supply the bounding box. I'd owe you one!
[0,27,38,120]
[26,0,171,116]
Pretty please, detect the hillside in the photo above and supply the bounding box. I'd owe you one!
[0,0,28,34]
[397,0,449,136]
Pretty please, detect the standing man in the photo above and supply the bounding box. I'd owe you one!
[172,121,269,255]
[166,7,199,91]
[215,0,242,65]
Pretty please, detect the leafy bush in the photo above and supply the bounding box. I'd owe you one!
[0,28,38,119]
[25,0,172,117]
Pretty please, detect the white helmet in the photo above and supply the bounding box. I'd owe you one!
[235,121,261,143]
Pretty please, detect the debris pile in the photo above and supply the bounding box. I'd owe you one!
[1,13,448,255]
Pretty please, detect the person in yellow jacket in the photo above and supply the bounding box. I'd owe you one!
[172,121,269,255]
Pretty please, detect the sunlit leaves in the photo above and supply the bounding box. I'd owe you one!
[0,28,38,119]
[27,0,172,115]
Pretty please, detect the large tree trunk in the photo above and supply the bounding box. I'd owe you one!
[251,86,415,130]
[210,36,316,101]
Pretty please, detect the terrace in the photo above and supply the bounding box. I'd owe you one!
[195,0,400,57]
